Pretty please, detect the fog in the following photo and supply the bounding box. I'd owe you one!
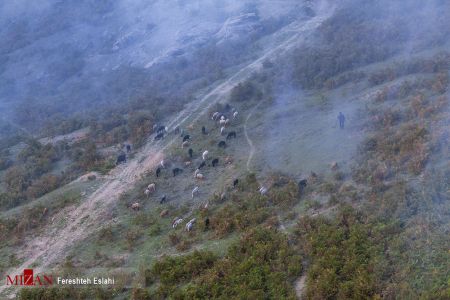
[0,0,312,132]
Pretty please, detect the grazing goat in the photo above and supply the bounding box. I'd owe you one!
[233,179,239,187]
[218,141,227,148]
[182,140,189,148]
[192,186,199,198]
[156,167,161,177]
[160,195,167,204]
[259,186,268,195]
[172,218,183,228]
[186,218,196,231]
[131,203,141,210]
[202,150,209,160]
[183,134,190,142]
[154,133,164,141]
[147,183,156,192]
[212,112,220,120]
[116,154,126,165]
[226,131,236,139]
[195,173,204,180]
[220,126,225,135]
[157,125,166,134]
[194,169,201,177]
[188,148,193,158]
[298,179,308,193]
[212,158,219,167]
[233,111,238,119]
[198,161,206,169]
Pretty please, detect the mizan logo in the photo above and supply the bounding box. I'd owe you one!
[6,269,53,286]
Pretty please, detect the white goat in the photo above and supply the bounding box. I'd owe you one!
[172,218,183,228]
[147,183,156,192]
[202,150,209,160]
[192,186,200,199]
[185,218,197,231]
[259,186,268,195]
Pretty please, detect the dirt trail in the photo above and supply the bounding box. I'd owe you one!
[0,12,330,297]
[295,275,307,299]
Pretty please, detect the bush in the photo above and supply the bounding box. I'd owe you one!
[229,81,262,102]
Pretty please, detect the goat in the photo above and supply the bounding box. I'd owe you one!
[202,150,209,160]
[172,218,183,228]
[192,186,199,199]
[212,158,219,167]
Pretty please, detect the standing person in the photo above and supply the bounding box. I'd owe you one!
[338,112,346,129]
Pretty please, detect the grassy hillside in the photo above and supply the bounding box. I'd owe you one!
[1,0,450,299]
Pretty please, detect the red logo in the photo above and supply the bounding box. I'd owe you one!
[6,269,53,286]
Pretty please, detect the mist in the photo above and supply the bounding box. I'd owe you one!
[0,0,312,133]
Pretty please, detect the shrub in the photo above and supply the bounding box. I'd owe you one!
[229,81,262,102]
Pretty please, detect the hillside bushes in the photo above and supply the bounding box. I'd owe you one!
[296,207,389,299]
[148,227,301,300]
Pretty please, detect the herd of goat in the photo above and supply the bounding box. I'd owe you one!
[120,104,309,232]
[126,105,248,232]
